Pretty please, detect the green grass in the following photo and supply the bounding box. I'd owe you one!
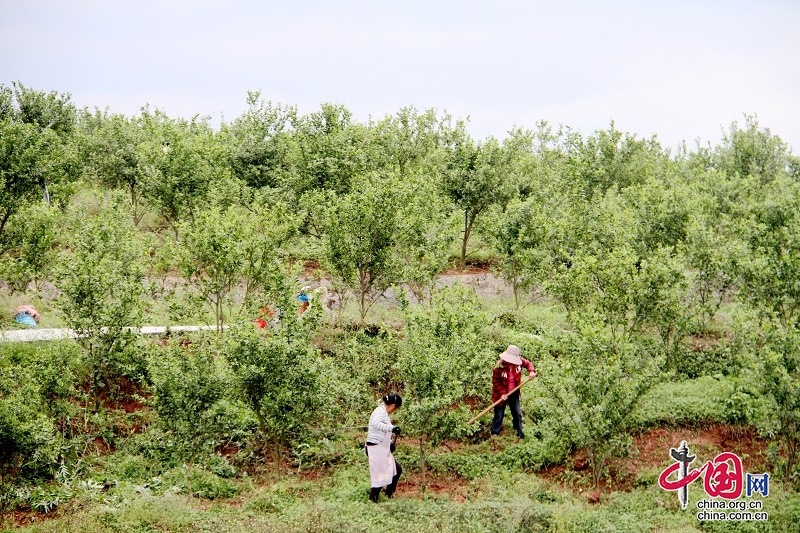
[5,461,800,533]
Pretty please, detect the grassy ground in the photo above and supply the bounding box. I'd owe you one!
[4,449,800,533]
[2,375,799,532]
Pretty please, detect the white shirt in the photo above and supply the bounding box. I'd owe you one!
[366,404,394,444]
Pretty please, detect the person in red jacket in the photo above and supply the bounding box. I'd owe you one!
[491,344,536,439]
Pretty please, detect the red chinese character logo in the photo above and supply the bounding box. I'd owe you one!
[658,443,744,507]
[703,452,743,499]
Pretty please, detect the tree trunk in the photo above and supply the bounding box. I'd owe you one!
[358,269,369,323]
[460,210,478,271]
[0,207,12,241]
[273,434,283,477]
[785,434,797,487]
[418,437,426,492]
[214,296,223,334]
[185,462,193,498]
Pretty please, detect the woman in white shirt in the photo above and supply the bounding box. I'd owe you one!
[365,393,402,502]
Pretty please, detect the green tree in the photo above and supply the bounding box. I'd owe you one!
[566,123,665,198]
[291,102,369,196]
[440,124,517,270]
[371,106,445,179]
[0,119,63,242]
[53,194,147,409]
[316,172,406,322]
[548,242,689,354]
[739,176,800,326]
[714,114,797,187]
[136,109,226,236]
[0,83,78,222]
[370,108,455,302]
[225,91,297,190]
[4,82,76,137]
[681,215,743,333]
[223,303,323,471]
[491,197,554,309]
[538,329,661,487]
[395,285,493,489]
[396,188,457,304]
[733,173,800,484]
[0,202,59,293]
[148,337,227,496]
[78,111,148,225]
[178,200,298,332]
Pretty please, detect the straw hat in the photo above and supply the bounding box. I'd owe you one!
[499,344,522,365]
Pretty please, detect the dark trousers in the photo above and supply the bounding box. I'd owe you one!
[491,390,524,438]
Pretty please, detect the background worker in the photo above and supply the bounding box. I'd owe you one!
[491,344,536,439]
[365,393,402,502]
[13,305,40,327]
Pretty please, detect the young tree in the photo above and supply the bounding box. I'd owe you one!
[395,285,493,489]
[713,114,797,187]
[537,329,661,487]
[53,194,146,410]
[78,111,148,225]
[5,82,76,137]
[440,124,517,270]
[316,172,406,322]
[396,188,457,304]
[178,200,298,332]
[490,197,555,309]
[222,301,323,471]
[148,337,227,497]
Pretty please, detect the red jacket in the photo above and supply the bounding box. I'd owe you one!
[492,358,535,405]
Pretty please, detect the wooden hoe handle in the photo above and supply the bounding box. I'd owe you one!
[467,377,534,426]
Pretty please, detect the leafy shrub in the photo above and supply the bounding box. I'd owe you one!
[107,454,154,482]
[627,375,734,428]
[668,340,735,379]
[53,194,147,410]
[502,433,572,471]
[0,359,55,517]
[396,284,494,487]
[199,454,237,479]
[187,468,239,500]
[223,320,325,469]
[537,329,662,487]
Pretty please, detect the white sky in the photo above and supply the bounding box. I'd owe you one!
[2,0,799,152]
